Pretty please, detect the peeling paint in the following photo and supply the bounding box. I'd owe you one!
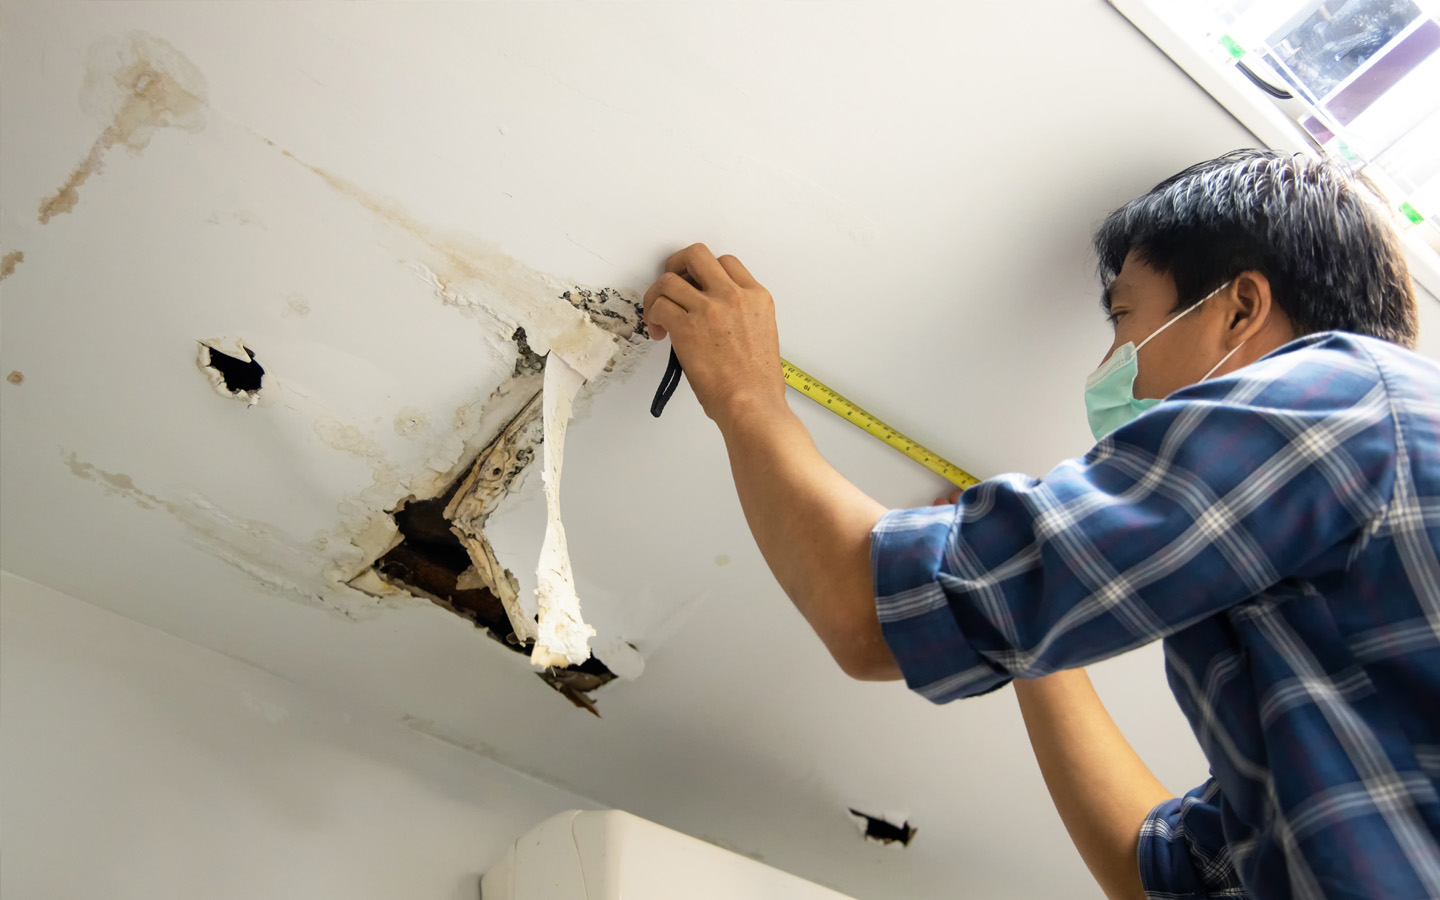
[0,250,23,281]
[39,31,207,224]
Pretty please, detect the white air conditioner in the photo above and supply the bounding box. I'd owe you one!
[482,809,860,900]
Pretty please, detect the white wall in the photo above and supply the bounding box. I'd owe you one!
[0,571,600,900]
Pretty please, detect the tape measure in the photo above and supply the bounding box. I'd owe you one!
[781,358,979,490]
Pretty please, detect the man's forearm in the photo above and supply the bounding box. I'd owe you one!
[717,396,899,679]
[1015,670,1173,900]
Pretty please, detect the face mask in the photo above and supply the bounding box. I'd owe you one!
[1084,281,1245,442]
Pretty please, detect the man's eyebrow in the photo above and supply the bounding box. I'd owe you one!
[1102,283,1116,313]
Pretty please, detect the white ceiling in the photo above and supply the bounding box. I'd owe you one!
[6,3,1439,898]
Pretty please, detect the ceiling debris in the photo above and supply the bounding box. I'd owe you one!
[848,809,917,847]
[196,339,264,406]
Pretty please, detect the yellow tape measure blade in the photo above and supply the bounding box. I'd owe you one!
[780,359,979,490]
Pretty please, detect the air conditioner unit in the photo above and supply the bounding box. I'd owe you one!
[482,809,860,900]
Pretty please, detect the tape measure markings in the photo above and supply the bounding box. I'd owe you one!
[780,358,979,490]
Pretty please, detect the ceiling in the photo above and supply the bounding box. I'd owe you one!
[5,3,1439,898]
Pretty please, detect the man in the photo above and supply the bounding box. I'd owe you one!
[642,150,1439,899]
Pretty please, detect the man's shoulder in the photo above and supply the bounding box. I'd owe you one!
[1176,331,1437,411]
[1256,331,1440,404]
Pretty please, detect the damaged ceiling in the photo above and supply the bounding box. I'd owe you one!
[4,3,1440,898]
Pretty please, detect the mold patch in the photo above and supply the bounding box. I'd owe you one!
[39,31,207,224]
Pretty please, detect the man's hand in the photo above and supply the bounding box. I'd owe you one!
[642,243,786,429]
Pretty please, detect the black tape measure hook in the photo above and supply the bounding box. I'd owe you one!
[650,347,684,417]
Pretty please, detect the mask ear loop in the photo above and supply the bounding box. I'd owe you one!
[1134,280,1233,353]
[1202,342,1246,381]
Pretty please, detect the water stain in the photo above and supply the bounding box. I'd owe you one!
[282,294,311,318]
[64,452,172,512]
[39,32,207,224]
[7,371,25,386]
[0,251,23,281]
[62,449,404,621]
[279,151,537,312]
[314,417,388,464]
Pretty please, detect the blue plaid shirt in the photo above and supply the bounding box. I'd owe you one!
[872,332,1440,899]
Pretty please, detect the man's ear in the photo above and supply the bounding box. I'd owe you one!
[1225,271,1274,344]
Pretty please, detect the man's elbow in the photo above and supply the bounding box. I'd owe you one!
[831,632,904,682]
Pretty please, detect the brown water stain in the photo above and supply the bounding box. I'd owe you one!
[64,452,172,512]
[0,251,23,281]
[39,32,207,224]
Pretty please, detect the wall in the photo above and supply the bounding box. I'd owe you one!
[0,571,600,900]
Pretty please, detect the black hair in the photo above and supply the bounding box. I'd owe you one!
[1094,149,1417,348]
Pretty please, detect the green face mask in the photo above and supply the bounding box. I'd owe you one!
[1084,281,1242,442]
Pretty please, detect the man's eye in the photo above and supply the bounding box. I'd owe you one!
[1107,311,1124,324]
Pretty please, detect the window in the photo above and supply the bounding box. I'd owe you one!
[1111,0,1440,296]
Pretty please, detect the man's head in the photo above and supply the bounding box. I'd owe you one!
[1092,149,1417,401]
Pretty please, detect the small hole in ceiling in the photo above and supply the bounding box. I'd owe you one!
[206,346,264,394]
[849,809,917,847]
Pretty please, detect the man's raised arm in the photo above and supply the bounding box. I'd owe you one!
[643,243,899,679]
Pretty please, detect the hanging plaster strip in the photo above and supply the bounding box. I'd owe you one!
[531,354,595,667]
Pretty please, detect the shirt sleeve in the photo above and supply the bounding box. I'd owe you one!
[1138,779,1249,898]
[872,334,1397,702]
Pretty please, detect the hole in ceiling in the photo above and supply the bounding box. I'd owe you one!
[371,481,617,717]
[198,342,265,406]
[206,345,264,393]
[848,810,917,847]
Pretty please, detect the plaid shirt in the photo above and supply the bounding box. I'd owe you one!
[872,332,1440,899]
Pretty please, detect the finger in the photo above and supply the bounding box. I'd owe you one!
[665,242,731,293]
[642,272,704,321]
[717,254,761,289]
[645,295,688,343]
